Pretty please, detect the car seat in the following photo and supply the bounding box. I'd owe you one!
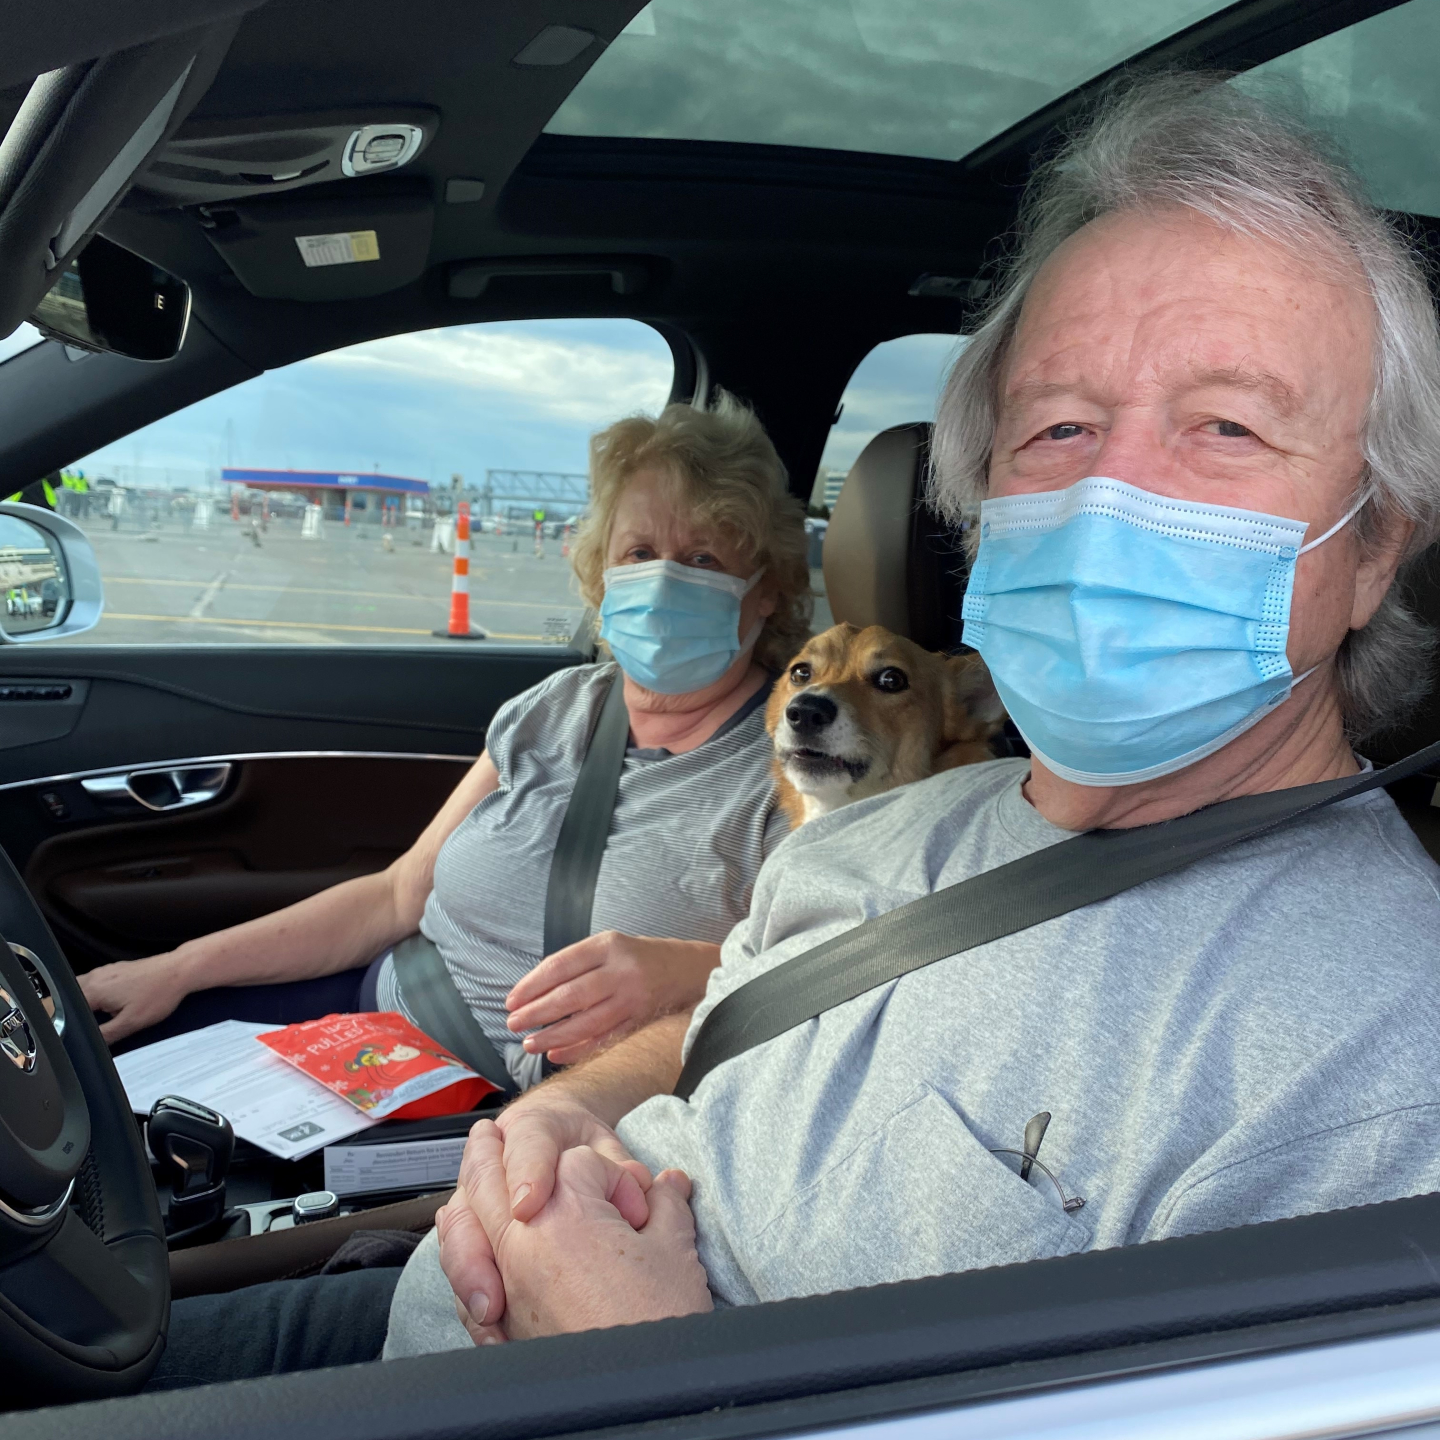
[1364,545,1440,860]
[820,423,969,653]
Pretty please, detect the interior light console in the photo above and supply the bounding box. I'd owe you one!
[135,108,437,206]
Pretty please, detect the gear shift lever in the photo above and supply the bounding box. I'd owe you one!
[148,1095,234,1238]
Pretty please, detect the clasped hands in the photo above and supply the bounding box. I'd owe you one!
[434,1096,713,1344]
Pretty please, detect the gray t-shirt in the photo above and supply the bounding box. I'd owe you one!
[375,661,787,1079]
[385,758,1440,1352]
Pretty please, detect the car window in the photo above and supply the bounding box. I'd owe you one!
[1240,0,1440,217]
[547,0,1232,163]
[809,332,962,629]
[45,319,673,647]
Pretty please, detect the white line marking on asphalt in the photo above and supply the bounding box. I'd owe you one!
[102,575,570,612]
[101,611,550,641]
[189,571,229,619]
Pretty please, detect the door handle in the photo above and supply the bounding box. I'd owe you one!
[81,763,233,814]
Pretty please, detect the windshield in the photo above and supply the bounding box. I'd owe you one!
[547,0,1233,162]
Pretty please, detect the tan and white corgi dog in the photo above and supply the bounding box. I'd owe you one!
[767,623,1005,828]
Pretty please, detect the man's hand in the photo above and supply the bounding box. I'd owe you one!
[440,1120,711,1343]
[505,932,719,1066]
[435,1087,656,1332]
[498,1088,652,1221]
[77,954,188,1044]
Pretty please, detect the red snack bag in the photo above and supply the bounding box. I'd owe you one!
[257,1012,498,1120]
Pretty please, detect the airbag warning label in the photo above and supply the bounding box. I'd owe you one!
[296,230,381,267]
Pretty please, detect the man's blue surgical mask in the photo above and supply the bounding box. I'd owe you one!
[961,476,1368,786]
[600,558,764,694]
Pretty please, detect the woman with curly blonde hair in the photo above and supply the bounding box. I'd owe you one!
[83,390,812,1091]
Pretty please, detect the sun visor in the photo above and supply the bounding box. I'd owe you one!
[201,184,433,300]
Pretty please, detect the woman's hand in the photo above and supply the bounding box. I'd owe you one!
[441,1121,709,1345]
[505,932,720,1066]
[77,954,190,1044]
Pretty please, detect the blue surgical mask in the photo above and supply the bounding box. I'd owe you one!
[961,476,1367,786]
[600,558,764,694]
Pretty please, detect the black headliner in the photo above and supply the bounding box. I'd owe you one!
[0,0,1419,496]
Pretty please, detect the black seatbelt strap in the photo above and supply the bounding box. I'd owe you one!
[393,667,631,1094]
[389,933,514,1092]
[543,667,630,957]
[675,739,1440,1101]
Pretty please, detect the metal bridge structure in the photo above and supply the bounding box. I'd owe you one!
[480,470,588,510]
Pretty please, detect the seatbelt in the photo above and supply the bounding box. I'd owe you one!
[674,738,1440,1102]
[389,934,513,1093]
[543,668,630,957]
[393,669,630,1093]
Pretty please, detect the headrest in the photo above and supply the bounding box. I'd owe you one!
[821,423,969,652]
[1365,543,1440,769]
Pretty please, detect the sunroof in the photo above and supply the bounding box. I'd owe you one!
[1240,0,1440,218]
[547,0,1236,163]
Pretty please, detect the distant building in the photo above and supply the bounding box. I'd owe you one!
[810,468,848,513]
[221,467,430,522]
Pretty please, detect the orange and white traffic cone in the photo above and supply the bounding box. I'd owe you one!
[434,502,485,640]
[230,488,240,521]
[561,521,571,557]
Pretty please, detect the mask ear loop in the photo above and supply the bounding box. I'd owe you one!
[1289,486,1373,692]
[735,568,766,654]
[1298,486,1372,555]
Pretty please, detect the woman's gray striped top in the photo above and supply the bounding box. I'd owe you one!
[375,661,789,1082]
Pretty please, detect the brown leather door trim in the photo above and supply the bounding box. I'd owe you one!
[24,755,471,970]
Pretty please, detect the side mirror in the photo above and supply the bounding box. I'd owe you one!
[27,235,190,362]
[0,503,104,642]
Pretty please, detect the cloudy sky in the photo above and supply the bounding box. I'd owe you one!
[70,319,676,489]
[551,0,1221,162]
[1,316,960,496]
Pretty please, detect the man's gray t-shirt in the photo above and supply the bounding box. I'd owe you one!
[386,758,1440,1350]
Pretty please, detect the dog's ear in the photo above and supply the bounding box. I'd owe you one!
[942,652,1006,739]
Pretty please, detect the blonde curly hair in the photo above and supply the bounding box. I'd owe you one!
[571,391,812,672]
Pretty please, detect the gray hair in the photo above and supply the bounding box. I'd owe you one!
[930,73,1440,741]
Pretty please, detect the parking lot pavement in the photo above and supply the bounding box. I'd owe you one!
[50,518,587,646]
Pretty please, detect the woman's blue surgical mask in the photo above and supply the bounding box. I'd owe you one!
[600,558,764,694]
[961,476,1368,786]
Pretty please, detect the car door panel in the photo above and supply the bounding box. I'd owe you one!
[0,644,582,969]
[0,645,579,783]
[14,754,470,968]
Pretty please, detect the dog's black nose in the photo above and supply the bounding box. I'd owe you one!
[786,693,837,733]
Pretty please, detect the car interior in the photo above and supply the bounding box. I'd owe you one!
[3,0,1440,1431]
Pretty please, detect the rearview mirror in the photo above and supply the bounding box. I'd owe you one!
[28,235,190,362]
[0,503,104,642]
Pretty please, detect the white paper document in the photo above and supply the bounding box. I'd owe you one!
[324,1136,467,1197]
[114,1019,378,1160]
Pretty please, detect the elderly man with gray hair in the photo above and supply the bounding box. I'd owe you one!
[391,73,1440,1349]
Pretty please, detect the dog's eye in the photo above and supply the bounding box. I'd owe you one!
[789,663,812,685]
[873,667,909,693]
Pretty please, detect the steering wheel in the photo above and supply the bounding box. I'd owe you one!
[0,844,167,1408]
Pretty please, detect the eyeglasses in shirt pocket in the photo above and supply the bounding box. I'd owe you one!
[742,1082,1092,1302]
